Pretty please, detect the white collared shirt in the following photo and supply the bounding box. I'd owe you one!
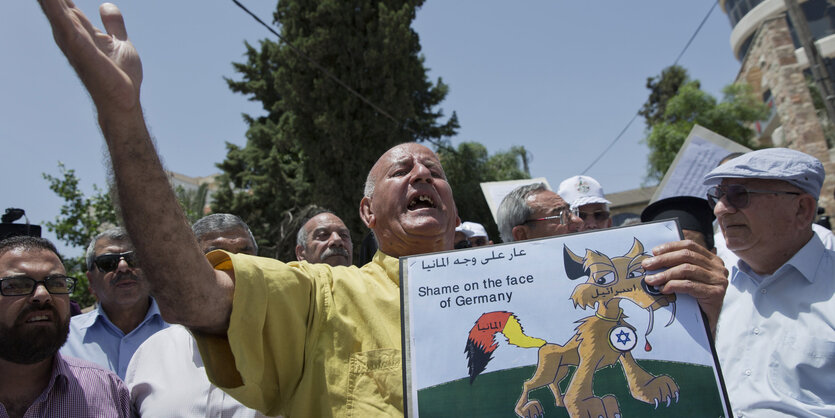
[125,325,273,418]
[715,235,835,417]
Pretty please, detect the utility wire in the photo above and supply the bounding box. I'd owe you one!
[581,0,719,175]
[231,0,459,151]
[580,112,640,175]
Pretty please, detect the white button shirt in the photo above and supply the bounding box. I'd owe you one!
[715,235,835,417]
[125,325,273,417]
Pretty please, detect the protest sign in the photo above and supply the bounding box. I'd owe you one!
[651,124,751,203]
[480,178,551,224]
[400,221,730,417]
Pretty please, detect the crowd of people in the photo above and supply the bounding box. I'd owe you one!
[1,1,832,417]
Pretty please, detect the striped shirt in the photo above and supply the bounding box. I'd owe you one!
[0,353,132,418]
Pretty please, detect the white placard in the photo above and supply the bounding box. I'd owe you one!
[652,125,751,203]
[401,221,730,417]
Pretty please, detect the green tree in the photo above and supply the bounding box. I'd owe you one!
[805,76,835,148]
[437,142,530,242]
[215,0,459,261]
[639,65,692,129]
[643,81,769,181]
[174,183,210,224]
[42,162,119,308]
[43,163,217,307]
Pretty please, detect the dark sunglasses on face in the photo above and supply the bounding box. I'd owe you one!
[0,275,77,296]
[578,211,610,222]
[454,240,471,249]
[706,184,801,210]
[94,251,138,272]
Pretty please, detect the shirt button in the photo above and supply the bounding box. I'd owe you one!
[760,289,767,294]
[745,369,752,376]
[753,328,760,335]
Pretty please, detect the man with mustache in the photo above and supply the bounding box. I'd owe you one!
[61,227,169,379]
[0,235,131,417]
[295,211,353,267]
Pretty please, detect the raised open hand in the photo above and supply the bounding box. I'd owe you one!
[39,1,142,113]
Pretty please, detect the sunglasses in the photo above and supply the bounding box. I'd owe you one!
[0,275,77,296]
[454,239,471,249]
[578,210,610,222]
[706,184,801,210]
[94,251,138,272]
[524,206,579,226]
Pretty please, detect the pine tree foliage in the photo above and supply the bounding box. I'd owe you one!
[214,0,459,261]
[639,65,693,129]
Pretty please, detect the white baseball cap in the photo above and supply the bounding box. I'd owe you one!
[557,175,612,209]
[456,221,488,238]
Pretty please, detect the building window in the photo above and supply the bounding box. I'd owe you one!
[725,0,766,28]
[786,0,835,49]
[738,33,756,61]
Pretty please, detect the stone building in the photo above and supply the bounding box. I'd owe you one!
[722,0,835,217]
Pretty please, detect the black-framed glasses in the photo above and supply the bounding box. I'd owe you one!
[578,210,610,222]
[0,275,76,296]
[524,206,579,226]
[706,184,801,210]
[94,251,138,272]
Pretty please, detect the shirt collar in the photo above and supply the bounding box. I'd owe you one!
[777,234,825,283]
[34,353,70,403]
[732,234,824,284]
[373,250,400,286]
[83,297,161,330]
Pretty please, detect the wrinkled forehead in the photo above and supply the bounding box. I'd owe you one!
[94,237,133,255]
[0,248,65,276]
[526,190,566,210]
[305,213,349,233]
[373,143,441,174]
[198,228,253,246]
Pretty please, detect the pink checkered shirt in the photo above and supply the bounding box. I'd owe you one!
[0,353,132,417]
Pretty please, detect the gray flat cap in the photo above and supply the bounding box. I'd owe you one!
[703,148,824,199]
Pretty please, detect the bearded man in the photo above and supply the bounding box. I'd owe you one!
[0,235,131,417]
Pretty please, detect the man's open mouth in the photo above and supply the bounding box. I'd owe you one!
[408,194,435,210]
[25,314,51,323]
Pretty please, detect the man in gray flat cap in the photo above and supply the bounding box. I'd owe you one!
[705,147,835,416]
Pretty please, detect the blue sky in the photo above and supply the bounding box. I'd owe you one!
[1,1,740,254]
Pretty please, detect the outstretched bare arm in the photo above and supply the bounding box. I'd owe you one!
[39,1,233,333]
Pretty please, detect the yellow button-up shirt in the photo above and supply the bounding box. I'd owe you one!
[194,250,403,417]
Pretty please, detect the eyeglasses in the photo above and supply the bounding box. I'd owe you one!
[578,210,610,222]
[94,251,138,272]
[706,184,801,210]
[0,275,77,296]
[524,206,579,226]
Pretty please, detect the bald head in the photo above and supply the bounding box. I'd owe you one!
[359,143,459,258]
